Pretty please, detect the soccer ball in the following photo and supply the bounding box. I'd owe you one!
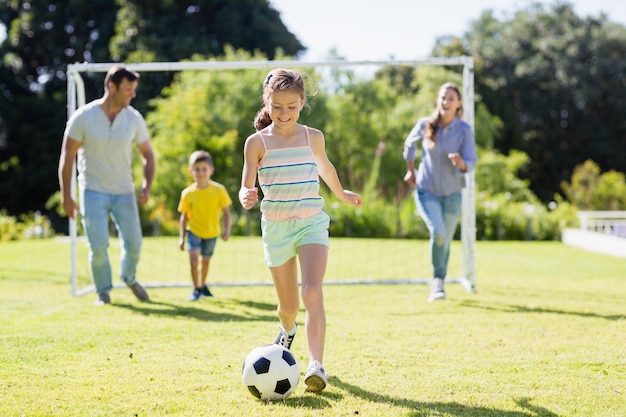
[242,344,300,400]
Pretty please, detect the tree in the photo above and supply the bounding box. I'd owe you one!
[145,50,272,217]
[0,0,304,220]
[111,0,303,63]
[0,0,120,227]
[562,159,626,210]
[466,2,626,201]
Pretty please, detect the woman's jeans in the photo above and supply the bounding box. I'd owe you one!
[80,189,142,294]
[415,189,463,279]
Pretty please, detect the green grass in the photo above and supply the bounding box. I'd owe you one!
[0,238,625,416]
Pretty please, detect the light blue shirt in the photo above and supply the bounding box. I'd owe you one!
[403,116,477,197]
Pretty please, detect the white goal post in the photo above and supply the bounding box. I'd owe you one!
[65,57,476,296]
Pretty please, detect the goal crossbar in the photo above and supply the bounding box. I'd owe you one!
[66,57,476,296]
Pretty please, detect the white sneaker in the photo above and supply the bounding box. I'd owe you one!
[304,360,329,392]
[428,277,446,302]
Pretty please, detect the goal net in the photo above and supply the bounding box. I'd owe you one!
[65,57,476,297]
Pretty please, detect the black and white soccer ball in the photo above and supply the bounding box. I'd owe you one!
[242,344,300,400]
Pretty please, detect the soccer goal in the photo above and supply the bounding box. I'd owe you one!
[65,57,476,297]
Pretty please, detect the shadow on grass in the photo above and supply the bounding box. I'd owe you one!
[459,300,624,321]
[110,298,278,323]
[326,377,561,417]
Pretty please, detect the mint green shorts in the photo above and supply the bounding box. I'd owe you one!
[261,211,330,267]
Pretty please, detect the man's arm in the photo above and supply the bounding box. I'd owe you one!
[136,139,155,206]
[58,136,82,219]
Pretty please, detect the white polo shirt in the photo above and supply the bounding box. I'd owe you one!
[64,99,150,194]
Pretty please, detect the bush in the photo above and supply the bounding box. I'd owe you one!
[0,210,55,241]
[475,193,579,241]
[561,159,626,210]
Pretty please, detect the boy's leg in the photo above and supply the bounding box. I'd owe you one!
[188,249,202,301]
[200,257,213,296]
[189,249,200,287]
[199,237,216,296]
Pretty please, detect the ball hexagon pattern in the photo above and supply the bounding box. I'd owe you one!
[242,344,300,400]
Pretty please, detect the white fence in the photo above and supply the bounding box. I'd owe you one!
[562,211,626,258]
[578,211,626,238]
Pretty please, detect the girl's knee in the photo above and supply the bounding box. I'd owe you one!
[301,285,323,309]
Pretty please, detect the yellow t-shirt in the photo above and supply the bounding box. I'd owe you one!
[178,181,232,239]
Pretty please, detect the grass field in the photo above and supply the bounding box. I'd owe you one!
[0,238,624,416]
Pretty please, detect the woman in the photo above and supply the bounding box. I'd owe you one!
[403,82,478,302]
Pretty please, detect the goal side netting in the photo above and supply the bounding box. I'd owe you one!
[65,57,476,297]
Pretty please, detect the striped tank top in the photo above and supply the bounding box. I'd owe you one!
[257,126,325,221]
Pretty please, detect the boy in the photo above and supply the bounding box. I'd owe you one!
[178,150,232,300]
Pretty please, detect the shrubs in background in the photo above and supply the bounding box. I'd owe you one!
[0,210,54,241]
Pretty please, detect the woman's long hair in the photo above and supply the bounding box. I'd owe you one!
[424,83,463,145]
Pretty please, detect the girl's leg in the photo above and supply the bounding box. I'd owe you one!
[297,243,328,364]
[269,256,300,333]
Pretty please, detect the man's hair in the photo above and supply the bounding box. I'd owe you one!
[189,150,213,167]
[104,65,140,91]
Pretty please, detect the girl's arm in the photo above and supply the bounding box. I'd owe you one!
[239,133,263,210]
[309,128,362,208]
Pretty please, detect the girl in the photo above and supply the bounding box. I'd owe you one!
[239,68,362,392]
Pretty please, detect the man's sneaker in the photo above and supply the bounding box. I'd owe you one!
[428,277,446,302]
[274,324,296,350]
[201,285,213,297]
[94,292,110,306]
[129,282,149,302]
[304,360,329,392]
[189,288,203,301]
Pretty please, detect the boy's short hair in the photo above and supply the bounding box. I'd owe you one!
[189,150,213,167]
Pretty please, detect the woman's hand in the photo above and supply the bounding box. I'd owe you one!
[448,153,467,171]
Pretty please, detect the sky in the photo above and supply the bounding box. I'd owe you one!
[269,0,626,62]
[1,1,624,60]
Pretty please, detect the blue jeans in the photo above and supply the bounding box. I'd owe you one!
[80,189,142,294]
[415,189,463,279]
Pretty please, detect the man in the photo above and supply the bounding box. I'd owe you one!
[58,65,155,306]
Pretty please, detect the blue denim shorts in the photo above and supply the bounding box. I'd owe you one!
[186,230,217,258]
[261,211,330,267]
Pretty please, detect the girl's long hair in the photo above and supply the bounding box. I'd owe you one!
[253,68,307,131]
